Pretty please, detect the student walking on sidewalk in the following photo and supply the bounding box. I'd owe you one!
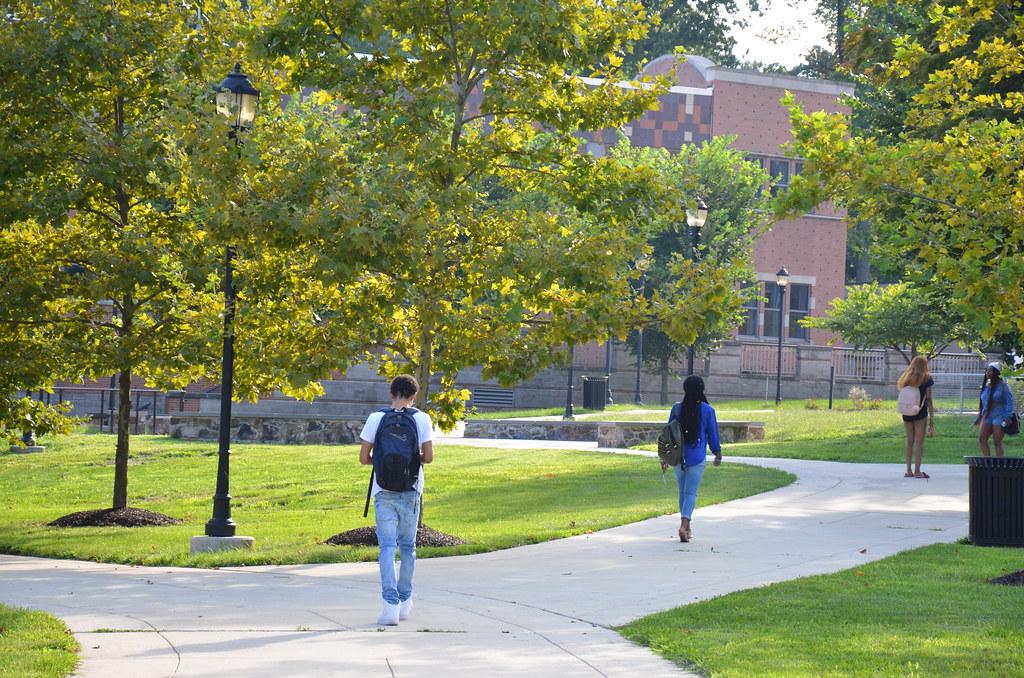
[359,375,434,626]
[664,376,722,543]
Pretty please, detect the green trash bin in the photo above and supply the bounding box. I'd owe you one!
[964,456,1024,547]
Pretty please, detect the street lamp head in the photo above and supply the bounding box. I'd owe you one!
[215,63,260,131]
[685,198,708,230]
[776,266,790,288]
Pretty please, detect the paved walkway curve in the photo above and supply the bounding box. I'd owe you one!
[0,445,968,678]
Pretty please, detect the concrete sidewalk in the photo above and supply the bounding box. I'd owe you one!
[0,451,968,678]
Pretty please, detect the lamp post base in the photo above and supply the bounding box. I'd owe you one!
[190,535,255,555]
[9,445,45,454]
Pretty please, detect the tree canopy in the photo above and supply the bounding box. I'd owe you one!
[623,0,757,71]
[801,281,978,362]
[777,0,1024,341]
[0,1,369,507]
[258,0,681,429]
[617,137,768,402]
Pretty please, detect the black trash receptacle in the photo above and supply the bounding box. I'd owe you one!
[964,456,1024,547]
[581,377,608,410]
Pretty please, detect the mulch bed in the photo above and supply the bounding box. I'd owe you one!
[325,524,464,547]
[49,507,181,528]
[989,570,1024,586]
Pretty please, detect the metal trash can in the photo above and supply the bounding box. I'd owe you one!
[964,456,1024,547]
[581,377,608,410]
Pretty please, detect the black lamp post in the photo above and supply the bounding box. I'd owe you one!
[685,199,708,376]
[604,336,614,405]
[563,339,575,420]
[205,64,259,539]
[774,266,789,406]
[633,255,651,405]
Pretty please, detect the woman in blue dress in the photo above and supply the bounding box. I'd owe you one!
[664,376,722,543]
[976,362,1015,457]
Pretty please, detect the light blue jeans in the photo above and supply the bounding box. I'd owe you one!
[374,490,420,605]
[673,460,707,520]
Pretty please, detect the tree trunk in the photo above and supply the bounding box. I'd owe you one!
[112,95,131,511]
[414,317,433,528]
[414,320,433,412]
[660,356,670,405]
[113,369,131,509]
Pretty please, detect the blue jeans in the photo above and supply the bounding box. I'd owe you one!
[374,490,420,605]
[673,460,707,520]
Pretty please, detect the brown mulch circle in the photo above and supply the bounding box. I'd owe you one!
[325,524,464,547]
[989,570,1024,586]
[49,507,181,528]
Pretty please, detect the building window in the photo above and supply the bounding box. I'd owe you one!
[788,283,810,340]
[769,158,790,196]
[739,283,759,336]
[763,281,783,337]
[738,279,813,340]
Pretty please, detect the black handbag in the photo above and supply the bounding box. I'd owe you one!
[1004,412,1020,436]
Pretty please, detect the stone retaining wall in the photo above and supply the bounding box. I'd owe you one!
[166,415,764,448]
[463,419,765,447]
[166,415,363,445]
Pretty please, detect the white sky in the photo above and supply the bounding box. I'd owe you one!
[728,0,831,69]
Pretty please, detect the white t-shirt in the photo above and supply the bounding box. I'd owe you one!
[360,408,433,496]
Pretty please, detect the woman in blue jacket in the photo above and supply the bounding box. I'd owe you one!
[976,362,1015,457]
[664,375,722,543]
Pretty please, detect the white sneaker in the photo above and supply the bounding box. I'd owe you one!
[377,602,400,626]
[399,597,413,621]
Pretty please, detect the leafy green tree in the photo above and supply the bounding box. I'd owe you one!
[0,223,75,444]
[0,2,358,510]
[258,0,681,430]
[790,0,862,79]
[167,87,385,404]
[0,1,231,509]
[618,138,768,403]
[801,282,978,362]
[777,0,1024,341]
[0,320,76,446]
[623,0,755,71]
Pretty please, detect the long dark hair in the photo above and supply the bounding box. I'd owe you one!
[680,375,709,445]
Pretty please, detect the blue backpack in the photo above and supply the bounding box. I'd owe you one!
[372,408,421,492]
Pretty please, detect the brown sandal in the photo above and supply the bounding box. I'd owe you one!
[678,527,689,543]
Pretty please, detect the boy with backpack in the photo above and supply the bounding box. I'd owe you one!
[359,375,434,626]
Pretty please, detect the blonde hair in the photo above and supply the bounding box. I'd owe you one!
[897,355,931,388]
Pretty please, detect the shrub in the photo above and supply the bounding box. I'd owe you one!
[848,386,869,410]
[869,398,884,410]
[804,399,821,410]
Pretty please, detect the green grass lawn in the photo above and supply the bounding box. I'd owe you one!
[471,398,985,440]
[0,432,792,567]
[0,604,78,678]
[619,542,1024,677]
[581,399,998,464]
